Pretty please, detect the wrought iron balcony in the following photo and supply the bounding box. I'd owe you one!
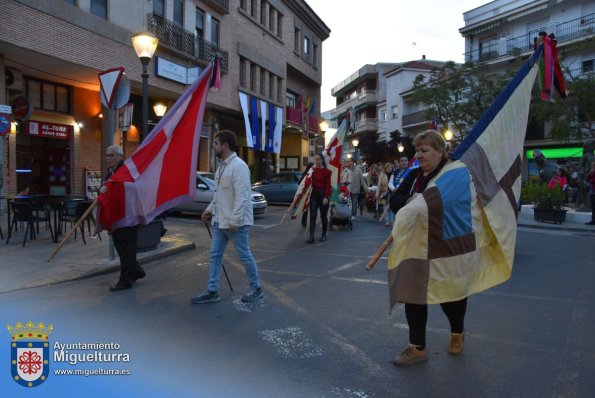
[202,0,229,14]
[464,13,595,63]
[148,13,228,72]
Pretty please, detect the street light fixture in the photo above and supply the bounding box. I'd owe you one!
[153,103,167,118]
[131,31,158,142]
[397,143,404,153]
[444,129,453,141]
[351,138,359,162]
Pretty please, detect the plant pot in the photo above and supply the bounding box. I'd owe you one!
[137,219,162,252]
[533,208,567,224]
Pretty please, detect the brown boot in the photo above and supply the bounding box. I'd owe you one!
[448,333,464,355]
[393,344,427,366]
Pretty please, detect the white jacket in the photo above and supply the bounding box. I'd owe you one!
[206,153,253,228]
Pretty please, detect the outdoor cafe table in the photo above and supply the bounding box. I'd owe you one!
[1,195,85,243]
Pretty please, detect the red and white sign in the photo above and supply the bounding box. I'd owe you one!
[98,67,125,109]
[24,120,73,140]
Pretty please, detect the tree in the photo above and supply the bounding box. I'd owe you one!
[357,130,401,164]
[410,60,517,142]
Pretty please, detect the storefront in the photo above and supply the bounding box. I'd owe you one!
[15,120,72,196]
[524,146,584,181]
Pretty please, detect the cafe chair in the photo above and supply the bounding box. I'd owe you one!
[6,202,54,247]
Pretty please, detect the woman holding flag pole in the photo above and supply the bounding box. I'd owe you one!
[307,153,332,243]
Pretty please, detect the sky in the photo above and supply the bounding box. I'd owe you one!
[306,0,491,112]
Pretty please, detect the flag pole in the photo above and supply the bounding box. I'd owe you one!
[47,199,98,262]
[365,234,393,271]
[203,220,233,291]
[278,207,291,225]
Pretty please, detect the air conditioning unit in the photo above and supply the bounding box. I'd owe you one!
[5,68,24,91]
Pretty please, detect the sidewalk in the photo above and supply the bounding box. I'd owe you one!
[0,215,196,294]
[0,208,593,294]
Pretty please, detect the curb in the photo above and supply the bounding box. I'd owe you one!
[0,241,196,294]
[517,222,595,234]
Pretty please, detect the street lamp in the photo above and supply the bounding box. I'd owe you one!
[443,129,453,141]
[397,143,404,153]
[351,138,359,162]
[153,103,167,118]
[131,31,158,142]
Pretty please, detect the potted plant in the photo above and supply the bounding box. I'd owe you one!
[531,183,567,224]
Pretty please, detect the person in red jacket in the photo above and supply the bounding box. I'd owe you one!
[308,153,332,243]
[548,168,568,190]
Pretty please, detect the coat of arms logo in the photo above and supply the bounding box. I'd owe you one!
[7,321,53,387]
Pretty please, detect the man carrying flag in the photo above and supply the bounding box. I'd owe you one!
[96,59,220,291]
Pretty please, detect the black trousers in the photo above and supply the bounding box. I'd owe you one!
[112,225,142,284]
[309,188,329,236]
[405,298,467,347]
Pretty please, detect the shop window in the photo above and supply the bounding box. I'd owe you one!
[90,0,107,19]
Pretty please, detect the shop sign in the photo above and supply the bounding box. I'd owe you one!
[155,57,187,84]
[24,120,72,140]
[0,105,10,137]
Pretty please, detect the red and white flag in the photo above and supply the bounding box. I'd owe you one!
[96,61,219,232]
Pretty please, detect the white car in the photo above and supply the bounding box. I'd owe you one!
[171,172,267,215]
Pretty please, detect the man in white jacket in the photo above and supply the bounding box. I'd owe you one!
[191,130,263,304]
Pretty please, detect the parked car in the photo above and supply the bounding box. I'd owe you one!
[171,172,268,215]
[251,171,302,204]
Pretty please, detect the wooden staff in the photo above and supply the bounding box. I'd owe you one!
[365,234,393,271]
[379,203,389,222]
[278,207,291,225]
[47,199,98,262]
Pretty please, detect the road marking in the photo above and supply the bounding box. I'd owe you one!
[258,327,324,359]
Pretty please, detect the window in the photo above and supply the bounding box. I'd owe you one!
[380,110,387,122]
[240,58,246,88]
[240,0,246,10]
[251,0,256,18]
[269,73,274,100]
[294,28,300,52]
[153,0,164,16]
[211,17,220,45]
[260,69,266,96]
[261,1,266,25]
[269,8,275,32]
[391,105,399,119]
[90,0,107,19]
[583,59,594,73]
[196,8,205,39]
[26,78,70,113]
[286,91,297,108]
[62,0,76,5]
[173,0,184,26]
[313,43,318,66]
[277,76,283,103]
[250,64,256,92]
[277,13,282,38]
[303,36,310,57]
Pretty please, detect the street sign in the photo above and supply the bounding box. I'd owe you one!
[0,104,11,114]
[98,67,125,109]
[100,75,130,110]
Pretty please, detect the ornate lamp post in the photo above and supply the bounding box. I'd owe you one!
[131,32,158,142]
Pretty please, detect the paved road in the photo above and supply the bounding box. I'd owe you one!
[2,206,594,397]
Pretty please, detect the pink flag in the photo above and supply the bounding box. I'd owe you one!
[96,62,217,232]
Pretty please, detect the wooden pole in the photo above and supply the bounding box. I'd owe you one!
[379,204,389,222]
[278,207,291,225]
[47,199,98,262]
[365,234,393,271]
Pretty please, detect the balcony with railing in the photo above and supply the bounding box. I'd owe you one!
[335,90,377,117]
[148,13,229,72]
[286,106,319,137]
[353,118,377,134]
[464,13,595,63]
[402,110,428,128]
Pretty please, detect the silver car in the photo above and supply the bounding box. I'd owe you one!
[171,172,267,215]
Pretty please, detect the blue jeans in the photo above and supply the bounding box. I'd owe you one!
[207,223,260,292]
